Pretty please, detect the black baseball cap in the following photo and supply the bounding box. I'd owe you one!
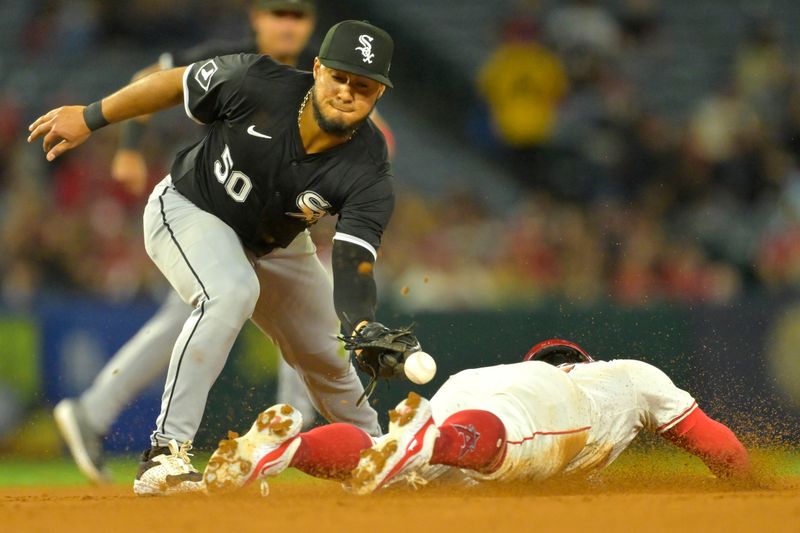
[319,20,394,88]
[253,0,315,14]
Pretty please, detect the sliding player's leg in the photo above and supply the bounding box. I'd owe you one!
[204,404,374,493]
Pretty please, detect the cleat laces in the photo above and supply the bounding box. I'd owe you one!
[167,440,198,473]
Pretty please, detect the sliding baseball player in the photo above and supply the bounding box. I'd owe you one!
[199,339,752,494]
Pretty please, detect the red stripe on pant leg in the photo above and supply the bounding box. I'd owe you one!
[506,426,592,445]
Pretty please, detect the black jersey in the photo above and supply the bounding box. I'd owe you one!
[159,36,317,71]
[170,53,394,258]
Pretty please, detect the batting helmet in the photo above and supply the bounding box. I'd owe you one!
[523,338,595,366]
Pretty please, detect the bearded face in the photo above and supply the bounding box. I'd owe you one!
[310,61,385,137]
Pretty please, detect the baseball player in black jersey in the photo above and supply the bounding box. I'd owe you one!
[30,19,404,495]
[111,0,318,195]
[52,0,321,485]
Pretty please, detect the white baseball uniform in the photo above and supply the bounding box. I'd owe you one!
[429,359,697,482]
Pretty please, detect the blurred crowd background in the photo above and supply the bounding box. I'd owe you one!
[3,0,800,314]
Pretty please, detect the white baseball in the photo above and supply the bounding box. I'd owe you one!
[404,351,437,384]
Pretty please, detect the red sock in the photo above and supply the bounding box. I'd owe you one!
[431,410,507,473]
[661,407,751,479]
[290,423,373,481]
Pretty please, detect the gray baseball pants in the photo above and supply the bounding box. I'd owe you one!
[141,176,380,446]
[78,291,317,436]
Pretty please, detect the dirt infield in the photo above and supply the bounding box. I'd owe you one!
[2,475,799,533]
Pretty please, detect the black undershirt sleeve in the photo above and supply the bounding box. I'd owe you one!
[332,240,377,331]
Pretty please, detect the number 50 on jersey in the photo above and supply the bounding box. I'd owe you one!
[214,145,253,202]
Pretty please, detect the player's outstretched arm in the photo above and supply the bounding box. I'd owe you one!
[332,240,420,403]
[28,67,187,161]
[331,239,378,331]
[660,407,753,482]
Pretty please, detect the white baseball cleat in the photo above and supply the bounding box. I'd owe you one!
[133,440,205,496]
[53,399,111,484]
[203,403,303,494]
[345,392,440,495]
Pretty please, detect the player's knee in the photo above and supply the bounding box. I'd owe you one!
[209,268,260,320]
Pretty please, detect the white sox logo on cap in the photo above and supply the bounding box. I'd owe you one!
[319,21,393,87]
[355,34,375,64]
[286,190,331,225]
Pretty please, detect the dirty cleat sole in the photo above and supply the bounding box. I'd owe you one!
[346,392,439,495]
[204,404,303,494]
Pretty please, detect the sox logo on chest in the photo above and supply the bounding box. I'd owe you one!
[286,190,332,225]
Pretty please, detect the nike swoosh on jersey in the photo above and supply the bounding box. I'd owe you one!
[247,125,272,139]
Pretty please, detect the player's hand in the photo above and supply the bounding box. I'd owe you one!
[27,106,91,161]
[339,322,421,406]
[111,149,149,196]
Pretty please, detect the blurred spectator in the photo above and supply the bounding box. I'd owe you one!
[23,0,100,57]
[545,0,621,57]
[98,0,206,45]
[756,165,800,289]
[479,16,567,148]
[546,47,639,201]
[782,84,800,164]
[735,18,789,106]
[478,14,567,184]
[688,86,760,170]
[618,0,662,48]
[618,113,680,201]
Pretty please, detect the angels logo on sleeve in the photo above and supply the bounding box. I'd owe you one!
[286,190,332,225]
[355,35,375,64]
[194,59,219,91]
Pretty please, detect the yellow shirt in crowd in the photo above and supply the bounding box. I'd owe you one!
[479,42,568,147]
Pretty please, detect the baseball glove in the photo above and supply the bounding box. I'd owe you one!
[339,322,420,406]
